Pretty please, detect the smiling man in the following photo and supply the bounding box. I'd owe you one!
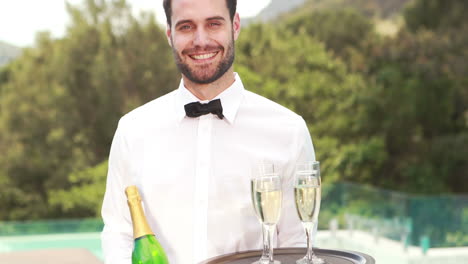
[166,0,239,99]
[101,0,316,263]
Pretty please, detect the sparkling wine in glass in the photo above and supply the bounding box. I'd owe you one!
[294,161,326,264]
[251,163,282,264]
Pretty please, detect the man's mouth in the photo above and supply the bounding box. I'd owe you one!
[189,52,218,60]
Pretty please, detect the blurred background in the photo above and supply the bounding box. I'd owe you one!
[0,0,467,263]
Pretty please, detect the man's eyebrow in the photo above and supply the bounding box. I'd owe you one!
[175,19,193,28]
[206,16,226,21]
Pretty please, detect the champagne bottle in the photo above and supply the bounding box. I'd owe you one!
[126,185,169,264]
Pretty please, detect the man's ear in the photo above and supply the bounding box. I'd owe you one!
[233,13,241,41]
[166,24,172,46]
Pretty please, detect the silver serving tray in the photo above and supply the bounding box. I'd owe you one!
[200,247,375,264]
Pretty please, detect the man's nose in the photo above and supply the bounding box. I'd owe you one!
[193,28,209,47]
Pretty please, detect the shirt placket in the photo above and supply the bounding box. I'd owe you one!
[193,114,212,262]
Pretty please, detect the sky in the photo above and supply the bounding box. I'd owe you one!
[0,0,271,47]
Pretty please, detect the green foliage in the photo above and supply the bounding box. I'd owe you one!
[0,0,178,220]
[49,161,108,217]
[236,23,379,185]
[280,0,468,194]
[363,27,468,193]
[283,8,376,64]
[298,0,412,19]
[404,0,468,32]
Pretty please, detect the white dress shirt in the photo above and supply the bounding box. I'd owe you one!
[101,73,315,264]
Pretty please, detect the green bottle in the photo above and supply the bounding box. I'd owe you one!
[126,185,169,264]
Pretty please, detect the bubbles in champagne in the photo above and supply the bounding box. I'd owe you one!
[294,178,321,223]
[251,178,282,225]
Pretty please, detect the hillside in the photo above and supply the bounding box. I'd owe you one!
[252,0,307,22]
[0,41,21,67]
[293,0,414,19]
[249,0,414,25]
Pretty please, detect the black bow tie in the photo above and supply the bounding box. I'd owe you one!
[184,99,224,119]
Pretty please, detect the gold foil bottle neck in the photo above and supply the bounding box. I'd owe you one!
[125,185,155,239]
[125,185,138,195]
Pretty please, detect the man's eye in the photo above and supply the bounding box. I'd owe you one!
[179,25,192,31]
[209,22,221,27]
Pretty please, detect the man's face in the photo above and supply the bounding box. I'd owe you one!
[166,0,240,84]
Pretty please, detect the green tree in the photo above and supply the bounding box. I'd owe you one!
[282,8,390,82]
[49,161,108,217]
[404,0,468,32]
[0,0,178,220]
[363,27,468,193]
[236,23,384,184]
[284,9,375,63]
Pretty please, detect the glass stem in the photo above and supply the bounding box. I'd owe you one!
[305,223,315,261]
[261,224,275,263]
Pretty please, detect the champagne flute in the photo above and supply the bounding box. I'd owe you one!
[251,163,282,264]
[294,161,326,264]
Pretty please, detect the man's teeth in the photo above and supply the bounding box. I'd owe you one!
[191,52,217,60]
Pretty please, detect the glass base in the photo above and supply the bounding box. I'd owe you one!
[296,255,326,264]
[252,260,281,264]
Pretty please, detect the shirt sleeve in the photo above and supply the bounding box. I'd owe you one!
[277,117,316,247]
[101,118,134,264]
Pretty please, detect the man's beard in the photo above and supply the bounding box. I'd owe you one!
[171,38,235,84]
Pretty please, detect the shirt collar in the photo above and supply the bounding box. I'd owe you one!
[174,73,245,124]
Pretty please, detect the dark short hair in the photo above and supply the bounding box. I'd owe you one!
[163,0,237,27]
